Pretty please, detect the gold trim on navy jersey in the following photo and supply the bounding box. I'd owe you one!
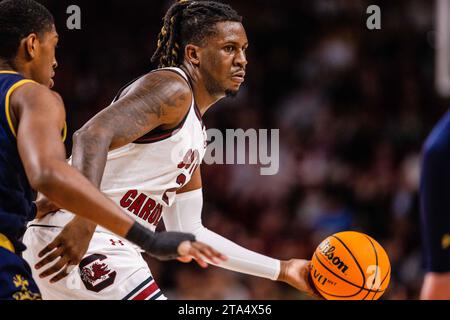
[62,121,67,142]
[4,79,37,138]
[0,70,19,75]
[0,233,15,253]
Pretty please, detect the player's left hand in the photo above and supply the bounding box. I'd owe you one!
[278,259,323,299]
[34,217,96,283]
[177,241,227,268]
[177,256,193,263]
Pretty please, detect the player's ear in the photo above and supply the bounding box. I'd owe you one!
[23,33,39,60]
[185,44,200,67]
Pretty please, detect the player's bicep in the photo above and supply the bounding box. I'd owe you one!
[13,85,67,180]
[79,71,192,150]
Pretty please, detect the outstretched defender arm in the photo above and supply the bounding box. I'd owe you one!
[14,82,134,237]
[163,166,318,297]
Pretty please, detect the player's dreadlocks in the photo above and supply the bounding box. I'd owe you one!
[151,0,242,68]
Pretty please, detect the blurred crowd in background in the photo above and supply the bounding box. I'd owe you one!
[39,0,447,299]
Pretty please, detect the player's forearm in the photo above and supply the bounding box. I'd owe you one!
[71,127,111,188]
[68,128,112,231]
[33,159,197,260]
[189,227,281,280]
[32,159,133,237]
[163,189,281,280]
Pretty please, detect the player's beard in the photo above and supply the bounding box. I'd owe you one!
[203,69,238,98]
[225,89,238,98]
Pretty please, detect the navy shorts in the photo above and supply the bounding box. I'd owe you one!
[0,247,41,300]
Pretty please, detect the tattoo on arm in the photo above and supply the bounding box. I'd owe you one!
[71,71,191,188]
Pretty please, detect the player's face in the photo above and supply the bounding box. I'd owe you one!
[30,25,58,88]
[199,21,248,97]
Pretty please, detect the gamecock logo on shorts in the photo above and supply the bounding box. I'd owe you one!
[79,254,116,293]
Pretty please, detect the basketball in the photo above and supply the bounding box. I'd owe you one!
[310,231,391,300]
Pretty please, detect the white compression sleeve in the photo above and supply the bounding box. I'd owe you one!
[162,189,281,280]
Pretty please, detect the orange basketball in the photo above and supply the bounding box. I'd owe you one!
[310,231,391,300]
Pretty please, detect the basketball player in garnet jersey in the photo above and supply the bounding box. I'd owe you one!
[23,0,318,299]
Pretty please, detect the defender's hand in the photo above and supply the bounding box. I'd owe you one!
[278,259,323,299]
[177,241,227,268]
[35,217,96,283]
[35,193,60,219]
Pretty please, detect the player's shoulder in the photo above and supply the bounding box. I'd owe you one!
[12,81,62,104]
[126,68,192,112]
[10,82,65,115]
[140,68,191,94]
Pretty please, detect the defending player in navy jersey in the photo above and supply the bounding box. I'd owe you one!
[25,0,319,300]
[420,109,450,300]
[0,0,225,300]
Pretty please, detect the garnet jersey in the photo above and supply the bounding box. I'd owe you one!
[35,67,207,233]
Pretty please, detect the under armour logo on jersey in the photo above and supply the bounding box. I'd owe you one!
[110,239,124,246]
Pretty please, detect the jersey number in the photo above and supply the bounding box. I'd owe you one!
[162,149,200,205]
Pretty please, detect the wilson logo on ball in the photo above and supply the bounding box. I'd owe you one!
[310,231,391,300]
[318,240,349,274]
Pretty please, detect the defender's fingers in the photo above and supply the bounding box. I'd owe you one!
[38,238,61,258]
[196,245,226,264]
[177,256,193,263]
[49,263,75,283]
[189,250,209,268]
[192,242,227,262]
[35,247,64,269]
[39,257,70,278]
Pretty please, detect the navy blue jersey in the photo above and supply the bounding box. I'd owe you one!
[420,109,450,272]
[0,246,41,300]
[0,71,38,253]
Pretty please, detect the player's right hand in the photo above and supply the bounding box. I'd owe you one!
[35,217,96,283]
[177,241,227,268]
[278,259,323,299]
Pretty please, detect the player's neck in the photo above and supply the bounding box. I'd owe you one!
[180,64,224,115]
[0,60,16,72]
[193,81,223,115]
[0,58,31,79]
